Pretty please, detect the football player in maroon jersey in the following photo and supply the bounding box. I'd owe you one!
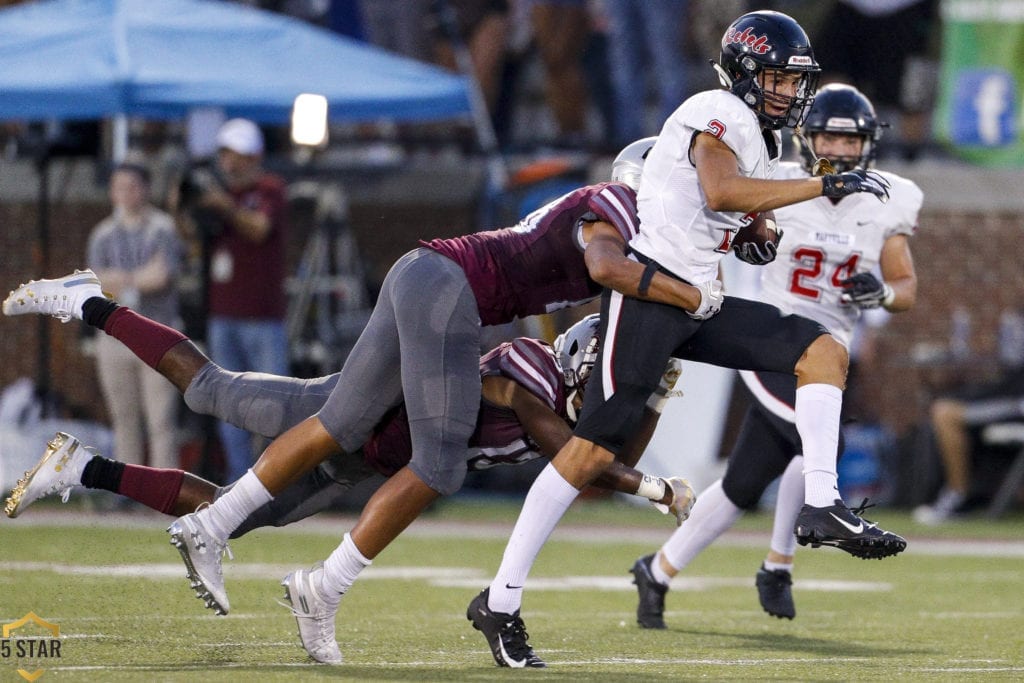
[5,309,694,537]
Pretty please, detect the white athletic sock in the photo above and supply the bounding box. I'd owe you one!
[769,456,804,557]
[320,532,371,599]
[659,480,743,575]
[487,464,579,614]
[650,551,672,586]
[795,384,842,507]
[195,469,272,541]
[763,560,793,573]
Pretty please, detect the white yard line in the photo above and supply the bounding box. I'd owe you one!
[7,507,1024,557]
[0,560,895,593]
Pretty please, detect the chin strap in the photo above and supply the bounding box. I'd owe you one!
[709,60,734,89]
[565,389,579,424]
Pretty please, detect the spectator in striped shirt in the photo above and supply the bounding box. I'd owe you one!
[86,160,184,471]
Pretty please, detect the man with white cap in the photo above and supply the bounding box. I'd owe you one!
[196,117,290,483]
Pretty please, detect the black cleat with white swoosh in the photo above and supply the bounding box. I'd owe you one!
[795,498,906,560]
[466,588,546,668]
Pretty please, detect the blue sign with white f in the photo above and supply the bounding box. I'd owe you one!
[950,68,1017,147]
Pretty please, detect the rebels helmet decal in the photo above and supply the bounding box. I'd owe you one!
[724,27,771,55]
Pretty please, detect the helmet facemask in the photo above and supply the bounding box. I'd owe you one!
[794,83,882,174]
[553,315,601,424]
[802,132,871,174]
[721,62,819,131]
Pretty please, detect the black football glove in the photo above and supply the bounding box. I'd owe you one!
[733,228,784,266]
[839,272,893,309]
[821,169,891,203]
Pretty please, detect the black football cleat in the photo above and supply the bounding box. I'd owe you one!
[630,554,669,629]
[755,564,795,620]
[466,589,546,668]
[795,498,907,560]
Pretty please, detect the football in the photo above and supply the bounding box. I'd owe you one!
[733,210,778,250]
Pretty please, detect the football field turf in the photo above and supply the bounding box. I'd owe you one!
[1,497,1022,681]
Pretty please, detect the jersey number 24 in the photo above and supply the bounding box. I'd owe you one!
[788,247,861,300]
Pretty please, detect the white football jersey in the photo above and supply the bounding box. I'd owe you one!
[631,89,780,284]
[761,162,922,348]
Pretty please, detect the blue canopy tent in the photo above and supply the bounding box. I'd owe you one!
[0,0,472,123]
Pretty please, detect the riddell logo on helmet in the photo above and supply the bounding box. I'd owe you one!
[725,27,771,54]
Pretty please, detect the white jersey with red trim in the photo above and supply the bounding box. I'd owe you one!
[630,89,780,284]
[761,162,922,348]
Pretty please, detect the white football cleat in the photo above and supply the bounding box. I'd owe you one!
[168,511,232,615]
[5,432,93,518]
[280,563,343,664]
[3,269,104,322]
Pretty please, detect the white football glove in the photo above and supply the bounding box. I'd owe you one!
[651,476,696,526]
[687,280,724,321]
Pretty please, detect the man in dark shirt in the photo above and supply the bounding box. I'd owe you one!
[198,118,289,483]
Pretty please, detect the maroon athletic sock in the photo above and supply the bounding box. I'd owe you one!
[117,464,185,515]
[103,307,188,370]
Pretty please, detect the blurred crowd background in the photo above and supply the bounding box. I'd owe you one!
[1,0,1023,522]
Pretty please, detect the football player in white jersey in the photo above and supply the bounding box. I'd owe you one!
[469,11,903,668]
[629,83,921,629]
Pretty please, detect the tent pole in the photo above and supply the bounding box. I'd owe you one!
[35,154,52,418]
[111,114,128,162]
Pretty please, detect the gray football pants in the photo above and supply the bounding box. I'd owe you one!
[317,248,482,495]
[184,362,378,537]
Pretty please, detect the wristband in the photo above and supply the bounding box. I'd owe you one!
[881,284,895,307]
[637,261,658,297]
[646,392,670,414]
[635,475,666,502]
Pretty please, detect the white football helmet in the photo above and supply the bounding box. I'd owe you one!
[553,314,601,423]
[611,137,657,191]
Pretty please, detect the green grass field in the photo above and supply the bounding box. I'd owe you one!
[1,497,1022,681]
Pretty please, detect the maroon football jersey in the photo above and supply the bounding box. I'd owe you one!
[421,182,639,325]
[362,338,567,476]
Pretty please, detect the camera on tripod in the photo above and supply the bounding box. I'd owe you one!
[177,164,226,237]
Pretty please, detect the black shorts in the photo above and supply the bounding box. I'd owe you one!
[574,288,828,454]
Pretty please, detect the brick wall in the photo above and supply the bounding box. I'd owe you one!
[0,201,109,420]
[862,209,1023,435]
